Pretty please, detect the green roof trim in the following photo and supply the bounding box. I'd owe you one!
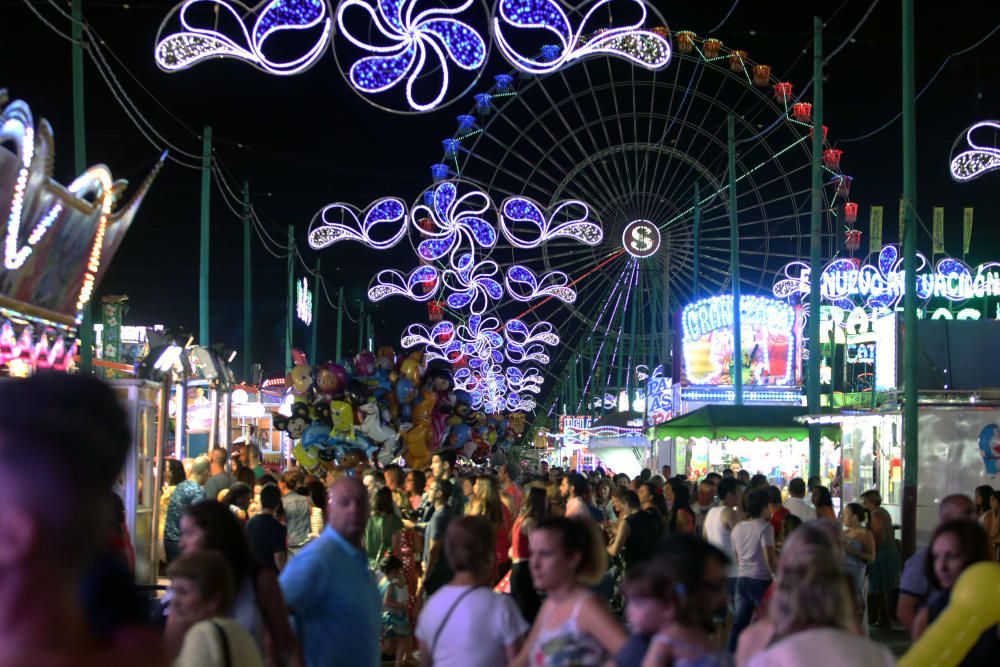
[650,405,841,441]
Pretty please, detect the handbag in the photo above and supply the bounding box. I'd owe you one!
[428,586,482,665]
[211,620,232,667]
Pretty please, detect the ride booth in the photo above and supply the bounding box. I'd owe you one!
[649,294,830,485]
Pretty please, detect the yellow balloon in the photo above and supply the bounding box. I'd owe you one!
[899,561,1000,667]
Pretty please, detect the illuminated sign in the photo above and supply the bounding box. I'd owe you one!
[296,277,312,325]
[681,295,797,387]
[775,245,1000,311]
[560,415,592,449]
[646,376,673,425]
[622,219,661,259]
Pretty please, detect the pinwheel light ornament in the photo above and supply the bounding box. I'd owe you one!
[492,0,671,74]
[155,0,332,75]
[441,253,503,313]
[334,0,490,112]
[412,180,497,263]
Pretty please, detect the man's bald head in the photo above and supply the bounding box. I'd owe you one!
[327,476,369,546]
[939,494,976,522]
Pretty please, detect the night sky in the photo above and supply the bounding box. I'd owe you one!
[5,1,1000,398]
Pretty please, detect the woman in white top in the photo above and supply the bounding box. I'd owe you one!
[745,545,895,667]
[166,550,264,667]
[416,516,528,666]
[509,517,628,667]
[728,489,777,652]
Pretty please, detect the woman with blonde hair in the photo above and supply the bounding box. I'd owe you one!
[468,474,513,581]
[509,517,626,667]
[744,554,894,666]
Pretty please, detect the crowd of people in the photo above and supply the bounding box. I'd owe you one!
[3,373,1000,667]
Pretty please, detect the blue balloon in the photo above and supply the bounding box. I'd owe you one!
[395,377,414,402]
[449,424,472,449]
[301,422,330,450]
[453,389,471,405]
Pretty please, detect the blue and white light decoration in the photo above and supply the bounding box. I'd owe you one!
[950,120,1000,182]
[155,0,332,75]
[774,244,1000,312]
[311,178,604,411]
[308,196,408,250]
[492,0,671,75]
[334,0,490,112]
[498,196,602,249]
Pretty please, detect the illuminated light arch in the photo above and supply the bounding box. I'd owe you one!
[155,0,332,75]
[308,197,409,250]
[492,0,671,74]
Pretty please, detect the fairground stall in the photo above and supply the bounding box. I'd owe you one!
[650,405,840,491]
[0,90,164,582]
[777,241,1000,546]
[647,294,810,480]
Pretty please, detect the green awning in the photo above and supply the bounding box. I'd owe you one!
[650,405,840,441]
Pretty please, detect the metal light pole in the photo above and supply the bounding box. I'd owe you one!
[309,259,320,363]
[72,0,94,373]
[808,16,825,478]
[199,127,212,347]
[285,225,294,373]
[901,0,919,558]
[335,286,344,361]
[728,115,743,405]
[242,182,252,381]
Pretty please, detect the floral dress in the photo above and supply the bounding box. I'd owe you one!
[393,528,422,626]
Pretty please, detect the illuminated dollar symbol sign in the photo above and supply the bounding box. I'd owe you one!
[631,225,653,252]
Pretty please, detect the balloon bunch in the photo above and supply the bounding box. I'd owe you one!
[272,348,527,471]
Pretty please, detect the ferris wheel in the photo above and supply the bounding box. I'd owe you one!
[431,30,850,414]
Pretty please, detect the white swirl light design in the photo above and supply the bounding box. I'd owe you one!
[155,0,332,75]
[337,0,488,112]
[493,0,671,75]
[455,314,504,363]
[368,265,440,301]
[504,318,559,365]
[308,197,408,249]
[505,264,576,303]
[950,121,1000,182]
[498,196,602,249]
[413,180,496,265]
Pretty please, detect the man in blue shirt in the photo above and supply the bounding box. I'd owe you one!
[280,476,381,667]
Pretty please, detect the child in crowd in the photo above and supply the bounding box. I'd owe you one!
[620,559,731,667]
[379,556,413,667]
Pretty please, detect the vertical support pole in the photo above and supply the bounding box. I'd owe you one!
[73,0,94,373]
[807,17,824,477]
[310,259,320,363]
[628,284,639,403]
[692,182,701,298]
[357,300,365,355]
[242,182,252,382]
[200,127,212,347]
[336,286,344,361]
[285,225,294,373]
[174,377,187,459]
[901,0,919,558]
[221,390,232,453]
[728,115,743,405]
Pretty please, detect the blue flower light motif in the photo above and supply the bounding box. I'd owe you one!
[493,0,671,75]
[505,264,576,303]
[308,196,408,249]
[498,195,602,248]
[400,320,455,350]
[368,265,440,301]
[155,0,331,75]
[504,318,559,365]
[442,253,503,314]
[337,0,488,112]
[456,314,503,362]
[413,181,497,266]
[857,245,932,310]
